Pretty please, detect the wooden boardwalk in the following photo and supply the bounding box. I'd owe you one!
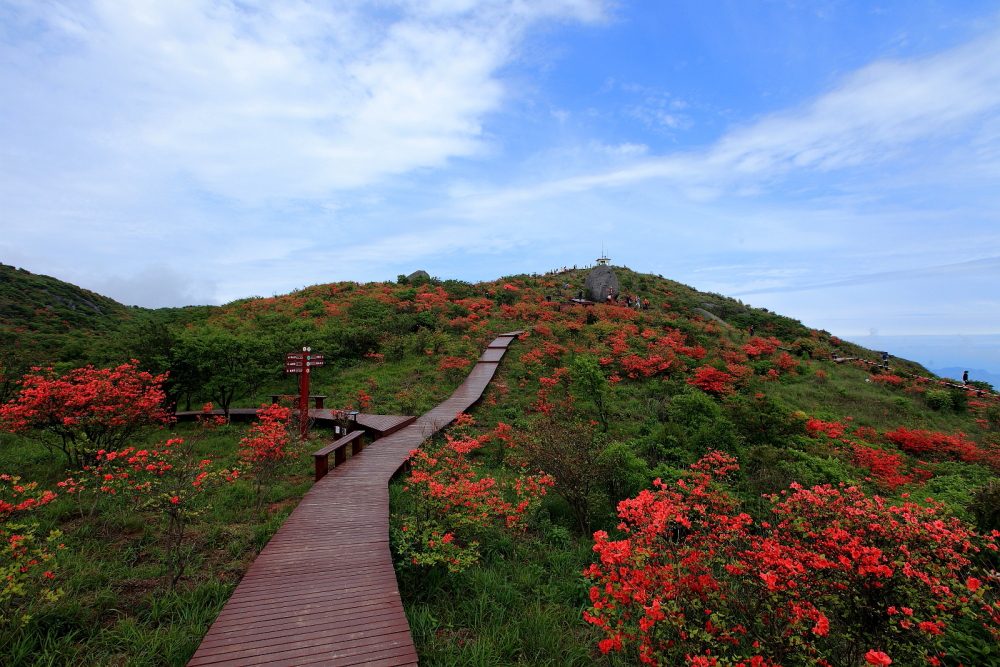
[187,331,523,667]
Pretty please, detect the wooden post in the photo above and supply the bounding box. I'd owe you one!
[285,347,323,439]
[299,346,310,438]
[314,454,328,481]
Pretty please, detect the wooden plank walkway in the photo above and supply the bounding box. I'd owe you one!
[187,331,523,667]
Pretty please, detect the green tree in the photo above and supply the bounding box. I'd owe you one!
[102,320,202,412]
[571,355,611,431]
[179,328,277,421]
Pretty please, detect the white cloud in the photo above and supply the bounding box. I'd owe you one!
[89,264,217,308]
[451,24,1000,206]
[0,0,607,204]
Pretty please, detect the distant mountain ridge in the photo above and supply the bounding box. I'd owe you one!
[0,262,139,354]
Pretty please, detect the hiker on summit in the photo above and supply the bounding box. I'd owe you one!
[964,370,969,384]
[882,352,889,369]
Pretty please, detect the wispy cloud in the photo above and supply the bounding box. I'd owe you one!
[731,256,1000,296]
[0,0,607,205]
[449,24,1000,209]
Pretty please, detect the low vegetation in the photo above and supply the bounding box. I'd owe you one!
[2,265,999,665]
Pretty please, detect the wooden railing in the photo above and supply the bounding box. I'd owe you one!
[311,429,365,481]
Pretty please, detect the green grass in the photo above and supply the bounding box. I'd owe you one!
[0,422,318,665]
[393,481,632,666]
[769,359,986,436]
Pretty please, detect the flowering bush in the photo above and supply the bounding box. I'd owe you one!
[59,407,236,587]
[237,403,295,511]
[688,366,738,396]
[806,418,846,439]
[395,419,552,571]
[743,336,781,358]
[1,475,64,627]
[884,426,999,471]
[850,443,930,491]
[584,451,999,667]
[0,361,171,468]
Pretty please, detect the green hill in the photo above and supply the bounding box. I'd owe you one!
[3,265,1000,665]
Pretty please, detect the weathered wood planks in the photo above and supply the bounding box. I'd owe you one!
[187,331,522,666]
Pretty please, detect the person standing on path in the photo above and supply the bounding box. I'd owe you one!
[882,352,889,369]
[963,370,969,384]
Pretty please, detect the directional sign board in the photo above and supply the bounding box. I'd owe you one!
[285,350,323,375]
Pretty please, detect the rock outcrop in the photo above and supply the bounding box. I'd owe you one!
[692,308,731,328]
[585,265,620,302]
[406,270,430,281]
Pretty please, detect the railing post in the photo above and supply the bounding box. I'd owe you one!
[314,455,328,482]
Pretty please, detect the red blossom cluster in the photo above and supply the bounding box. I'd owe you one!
[399,420,553,571]
[238,403,293,467]
[806,418,846,439]
[584,451,1000,666]
[872,374,905,386]
[237,403,295,509]
[743,336,782,358]
[688,366,738,396]
[850,443,931,491]
[0,361,172,467]
[0,474,57,518]
[884,426,999,471]
[437,356,472,371]
[1,474,65,625]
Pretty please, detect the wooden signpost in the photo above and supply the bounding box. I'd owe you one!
[285,346,324,437]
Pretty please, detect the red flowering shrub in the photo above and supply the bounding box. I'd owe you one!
[806,418,846,439]
[743,336,781,358]
[59,408,236,587]
[396,420,552,571]
[437,356,471,371]
[0,361,171,468]
[773,351,798,372]
[584,451,999,666]
[1,475,65,626]
[850,443,930,491]
[688,366,738,396]
[883,426,996,470]
[237,403,295,511]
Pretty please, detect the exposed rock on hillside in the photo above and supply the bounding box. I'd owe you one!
[585,265,620,302]
[692,307,731,328]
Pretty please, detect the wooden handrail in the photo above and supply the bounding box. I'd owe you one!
[268,394,329,409]
[312,430,365,481]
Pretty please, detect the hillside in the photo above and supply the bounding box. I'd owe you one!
[3,265,1000,665]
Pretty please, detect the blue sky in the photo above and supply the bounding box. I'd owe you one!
[2,1,999,372]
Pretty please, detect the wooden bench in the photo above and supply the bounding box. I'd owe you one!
[267,394,329,409]
[311,429,365,481]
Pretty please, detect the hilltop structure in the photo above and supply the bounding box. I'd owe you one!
[585,253,619,302]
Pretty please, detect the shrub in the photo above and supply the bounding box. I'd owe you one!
[925,389,953,411]
[395,419,552,572]
[1,476,65,628]
[237,403,295,512]
[584,451,1000,667]
[0,361,171,468]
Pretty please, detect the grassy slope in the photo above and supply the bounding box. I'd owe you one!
[2,267,999,665]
